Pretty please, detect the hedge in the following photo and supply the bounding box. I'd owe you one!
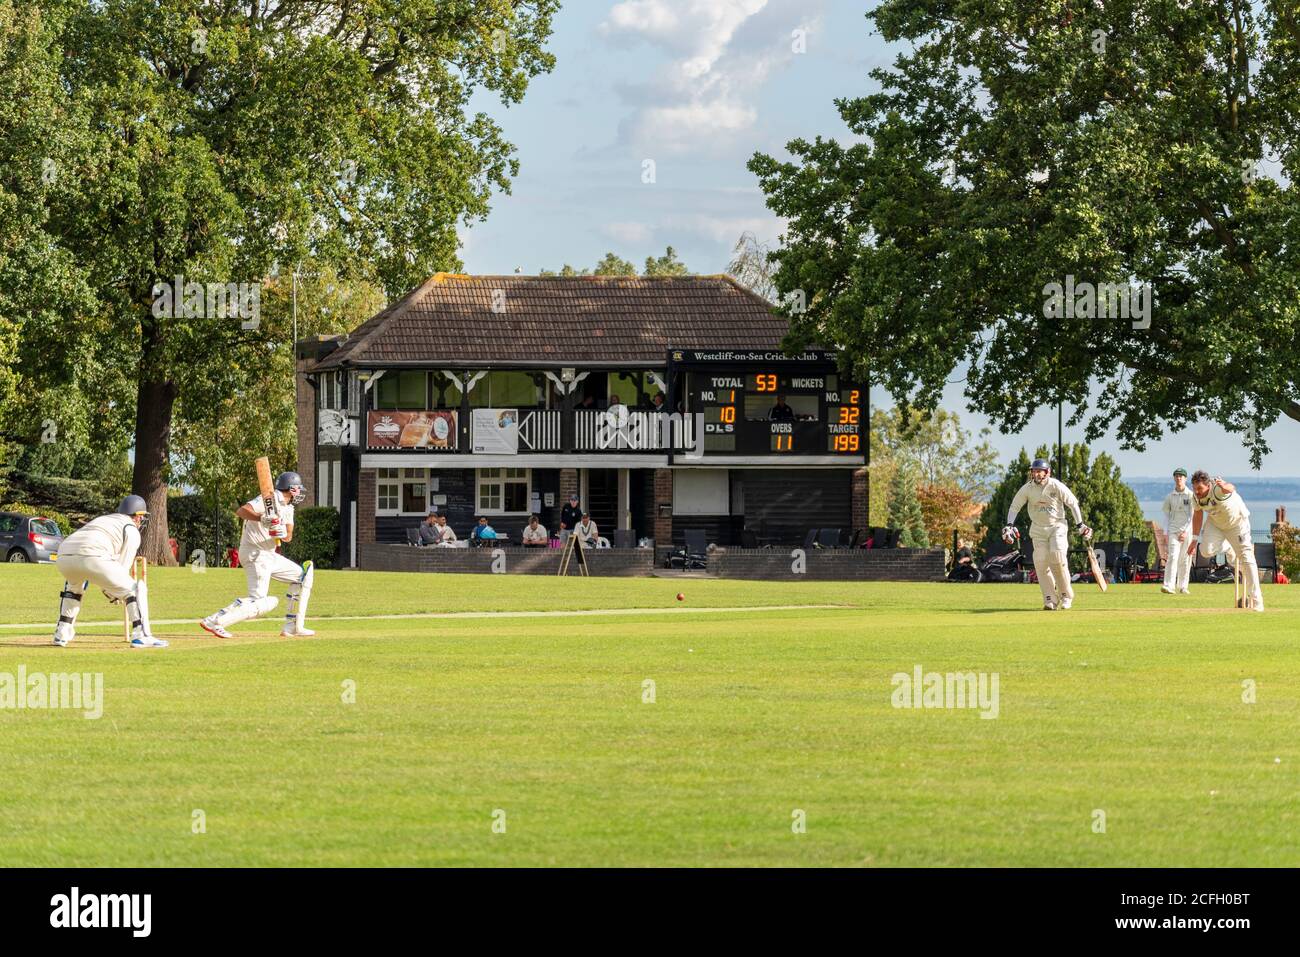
[281,507,340,569]
[167,494,241,568]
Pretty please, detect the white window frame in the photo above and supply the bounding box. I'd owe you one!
[375,468,429,516]
[476,467,530,515]
[376,468,400,514]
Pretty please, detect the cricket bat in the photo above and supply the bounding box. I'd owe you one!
[1086,546,1108,592]
[255,456,280,522]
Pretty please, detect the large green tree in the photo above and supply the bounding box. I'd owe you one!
[8,0,558,562]
[751,1,1300,468]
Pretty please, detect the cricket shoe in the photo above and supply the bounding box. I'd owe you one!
[1160,586,1175,594]
[52,634,71,647]
[280,625,316,638]
[1179,588,1191,595]
[1058,596,1073,610]
[199,617,233,639]
[1042,599,1056,611]
[130,636,169,649]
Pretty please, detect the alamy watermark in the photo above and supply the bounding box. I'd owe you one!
[1042,275,1151,330]
[152,274,261,329]
[890,664,999,719]
[1,667,103,719]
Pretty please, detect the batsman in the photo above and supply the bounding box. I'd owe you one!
[1187,470,1263,612]
[200,463,316,638]
[1003,458,1093,611]
[51,495,167,648]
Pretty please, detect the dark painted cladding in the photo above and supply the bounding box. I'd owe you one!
[670,469,853,547]
[739,469,852,543]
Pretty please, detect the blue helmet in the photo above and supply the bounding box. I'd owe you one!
[117,494,150,532]
[1030,458,1051,472]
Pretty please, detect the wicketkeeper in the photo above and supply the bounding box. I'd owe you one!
[51,495,167,648]
[1004,458,1092,611]
[1187,471,1263,611]
[199,471,316,638]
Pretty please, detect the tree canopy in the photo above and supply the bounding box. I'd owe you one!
[751,1,1300,468]
[0,0,559,560]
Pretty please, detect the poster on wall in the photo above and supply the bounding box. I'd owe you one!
[367,411,457,450]
[472,408,519,454]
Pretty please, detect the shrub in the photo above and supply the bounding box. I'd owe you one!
[282,507,339,569]
[1273,523,1300,579]
[167,493,240,568]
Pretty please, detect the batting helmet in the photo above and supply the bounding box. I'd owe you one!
[276,471,306,505]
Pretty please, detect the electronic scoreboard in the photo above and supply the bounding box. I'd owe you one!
[667,349,864,458]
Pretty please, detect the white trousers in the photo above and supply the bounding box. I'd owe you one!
[1031,526,1072,604]
[1199,517,1262,607]
[240,546,304,599]
[1163,528,1193,591]
[56,554,134,599]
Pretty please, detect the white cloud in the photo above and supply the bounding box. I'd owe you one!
[602,221,654,244]
[662,212,785,244]
[599,0,823,153]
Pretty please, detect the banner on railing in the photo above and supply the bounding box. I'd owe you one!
[367,411,457,450]
[472,408,519,454]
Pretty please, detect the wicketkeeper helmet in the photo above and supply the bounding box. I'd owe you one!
[117,494,150,533]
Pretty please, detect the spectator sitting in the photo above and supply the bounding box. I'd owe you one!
[522,514,549,547]
[607,393,628,419]
[417,510,442,546]
[649,392,666,412]
[560,493,582,532]
[471,517,497,545]
[768,394,795,421]
[577,394,596,411]
[948,539,980,581]
[436,515,459,546]
[574,512,599,547]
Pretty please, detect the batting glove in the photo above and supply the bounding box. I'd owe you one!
[1001,525,1020,545]
[1076,522,1093,539]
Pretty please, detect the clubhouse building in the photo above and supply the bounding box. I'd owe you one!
[293,273,916,575]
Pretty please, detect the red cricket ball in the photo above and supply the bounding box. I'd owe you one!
[676,592,685,602]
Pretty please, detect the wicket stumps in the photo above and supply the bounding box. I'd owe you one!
[124,555,146,640]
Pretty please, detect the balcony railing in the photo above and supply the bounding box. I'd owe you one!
[362,408,697,454]
[574,409,695,451]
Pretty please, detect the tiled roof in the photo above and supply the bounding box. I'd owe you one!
[311,274,790,368]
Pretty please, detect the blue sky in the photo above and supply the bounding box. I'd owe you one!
[461,0,1298,479]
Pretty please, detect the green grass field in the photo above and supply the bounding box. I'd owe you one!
[0,563,1296,866]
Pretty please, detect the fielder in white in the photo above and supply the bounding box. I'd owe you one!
[1161,467,1194,595]
[199,471,316,638]
[52,495,167,648]
[1187,470,1263,611]
[1003,458,1093,611]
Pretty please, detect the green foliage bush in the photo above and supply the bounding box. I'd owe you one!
[1272,524,1300,580]
[2,469,115,527]
[167,494,240,568]
[887,466,931,548]
[281,507,339,569]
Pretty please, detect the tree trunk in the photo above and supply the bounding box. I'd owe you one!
[133,374,180,565]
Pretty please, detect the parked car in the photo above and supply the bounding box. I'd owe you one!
[0,512,65,563]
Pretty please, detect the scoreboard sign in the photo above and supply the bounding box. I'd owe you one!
[667,349,863,457]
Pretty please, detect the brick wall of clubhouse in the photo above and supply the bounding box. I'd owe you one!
[709,547,945,581]
[359,543,656,576]
[360,543,945,580]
